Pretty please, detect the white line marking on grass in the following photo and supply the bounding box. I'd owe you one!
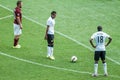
[0,4,120,66]
[0,51,120,79]
[0,51,91,75]
[0,15,13,20]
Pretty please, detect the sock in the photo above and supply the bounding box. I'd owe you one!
[14,38,19,46]
[47,46,51,56]
[103,63,107,74]
[94,63,98,74]
[50,47,54,56]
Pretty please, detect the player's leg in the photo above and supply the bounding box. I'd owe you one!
[47,34,55,60]
[49,34,55,60]
[101,51,108,76]
[47,34,51,57]
[92,51,100,77]
[49,35,54,57]
[13,24,22,48]
[14,35,20,45]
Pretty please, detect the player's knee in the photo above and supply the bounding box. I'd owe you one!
[51,42,54,47]
[14,37,19,39]
[48,44,50,47]
[102,60,106,63]
[48,44,54,47]
[15,35,20,39]
[51,44,54,47]
[95,61,98,64]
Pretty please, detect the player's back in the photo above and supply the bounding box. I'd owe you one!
[93,31,110,51]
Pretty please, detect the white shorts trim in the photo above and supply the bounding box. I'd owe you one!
[13,24,22,35]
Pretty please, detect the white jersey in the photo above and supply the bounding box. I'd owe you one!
[91,31,110,51]
[47,17,55,34]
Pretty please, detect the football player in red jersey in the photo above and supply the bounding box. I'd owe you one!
[13,0,22,48]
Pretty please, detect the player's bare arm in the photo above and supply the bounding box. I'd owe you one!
[44,25,49,40]
[105,37,112,47]
[90,39,96,48]
[16,16,22,29]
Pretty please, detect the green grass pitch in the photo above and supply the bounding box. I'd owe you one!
[0,0,120,80]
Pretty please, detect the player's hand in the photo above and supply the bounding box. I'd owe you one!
[44,35,47,40]
[93,45,96,48]
[20,25,23,29]
[105,44,108,47]
[20,26,22,29]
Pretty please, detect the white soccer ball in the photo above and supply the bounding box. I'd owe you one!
[71,56,77,62]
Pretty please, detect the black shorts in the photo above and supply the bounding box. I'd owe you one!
[47,34,54,44]
[94,51,106,61]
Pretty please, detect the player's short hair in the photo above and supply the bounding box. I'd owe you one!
[51,11,56,15]
[97,26,102,31]
[17,0,22,6]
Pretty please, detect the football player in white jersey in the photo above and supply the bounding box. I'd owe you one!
[44,11,56,60]
[90,26,112,77]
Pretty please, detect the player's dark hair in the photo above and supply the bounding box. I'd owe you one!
[97,26,102,31]
[17,0,22,6]
[51,11,56,15]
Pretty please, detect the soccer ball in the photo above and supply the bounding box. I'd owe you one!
[71,56,77,62]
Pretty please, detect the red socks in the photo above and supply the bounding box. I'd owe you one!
[14,38,19,46]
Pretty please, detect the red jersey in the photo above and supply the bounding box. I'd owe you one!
[14,7,22,24]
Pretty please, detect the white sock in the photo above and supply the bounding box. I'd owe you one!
[47,46,51,56]
[94,64,98,74]
[103,63,107,74]
[50,47,54,56]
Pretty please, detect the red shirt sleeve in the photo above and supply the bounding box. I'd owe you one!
[15,8,21,17]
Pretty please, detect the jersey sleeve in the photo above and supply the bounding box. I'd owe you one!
[47,19,51,26]
[91,33,95,39]
[105,33,110,38]
[16,9,21,17]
